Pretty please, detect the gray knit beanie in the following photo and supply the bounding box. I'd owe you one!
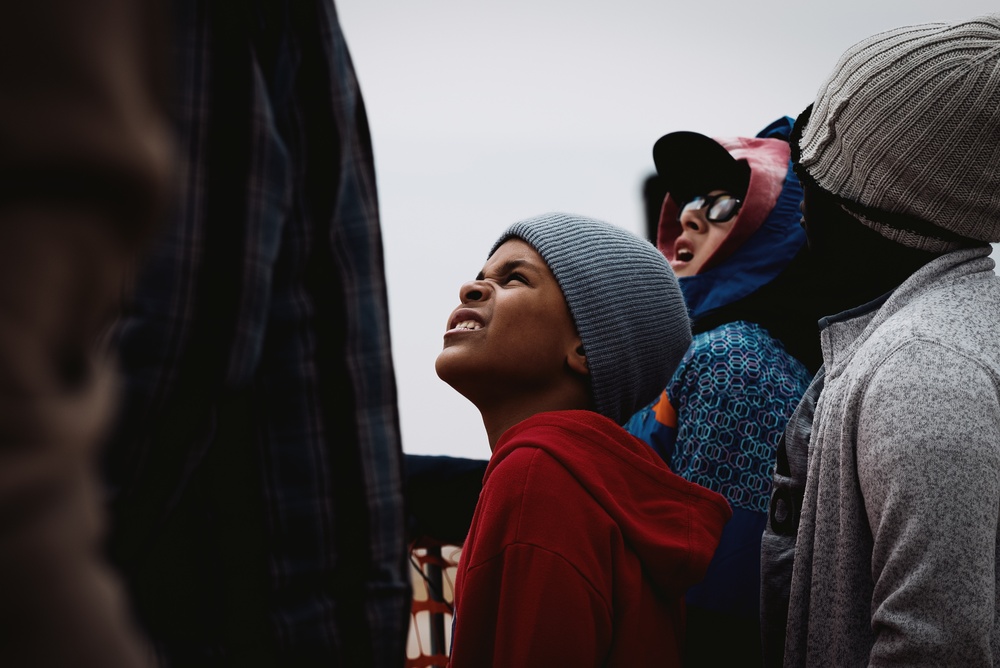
[799,13,1000,252]
[490,213,691,425]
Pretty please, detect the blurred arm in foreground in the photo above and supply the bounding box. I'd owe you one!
[0,1,172,665]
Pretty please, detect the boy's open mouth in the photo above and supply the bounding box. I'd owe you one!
[446,309,486,333]
[450,320,482,332]
[673,238,695,264]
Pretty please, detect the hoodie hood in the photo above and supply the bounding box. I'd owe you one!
[657,119,807,323]
[490,410,731,595]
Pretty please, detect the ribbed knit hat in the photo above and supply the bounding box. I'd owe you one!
[798,13,1000,252]
[490,213,691,425]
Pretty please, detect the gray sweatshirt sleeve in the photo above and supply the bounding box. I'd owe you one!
[858,341,1000,667]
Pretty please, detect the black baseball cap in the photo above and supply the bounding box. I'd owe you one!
[652,131,751,203]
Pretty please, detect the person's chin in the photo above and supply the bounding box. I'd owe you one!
[434,349,471,389]
[670,260,696,277]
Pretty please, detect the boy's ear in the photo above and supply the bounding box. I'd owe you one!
[566,341,589,377]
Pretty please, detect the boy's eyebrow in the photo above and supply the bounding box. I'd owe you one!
[478,258,535,281]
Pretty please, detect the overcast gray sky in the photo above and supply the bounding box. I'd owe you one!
[336,1,1000,459]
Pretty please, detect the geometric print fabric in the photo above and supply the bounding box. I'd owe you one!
[668,320,812,513]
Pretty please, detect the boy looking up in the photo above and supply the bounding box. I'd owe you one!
[436,213,732,667]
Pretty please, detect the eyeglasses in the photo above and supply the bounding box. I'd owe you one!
[678,193,742,223]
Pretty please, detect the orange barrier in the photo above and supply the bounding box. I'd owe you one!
[406,543,461,668]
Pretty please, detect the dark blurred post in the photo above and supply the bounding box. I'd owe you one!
[0,1,172,666]
[426,545,448,663]
[642,173,668,245]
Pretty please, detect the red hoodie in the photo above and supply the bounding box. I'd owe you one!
[448,410,731,667]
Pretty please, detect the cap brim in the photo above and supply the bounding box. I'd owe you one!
[652,131,749,202]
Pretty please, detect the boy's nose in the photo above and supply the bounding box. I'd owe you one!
[679,210,706,233]
[460,280,491,303]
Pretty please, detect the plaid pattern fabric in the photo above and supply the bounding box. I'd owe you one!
[102,1,409,664]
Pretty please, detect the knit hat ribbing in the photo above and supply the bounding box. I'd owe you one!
[490,213,691,425]
[799,13,1000,251]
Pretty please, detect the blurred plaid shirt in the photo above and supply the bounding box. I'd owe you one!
[102,1,410,664]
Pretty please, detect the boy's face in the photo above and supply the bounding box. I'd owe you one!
[669,190,738,276]
[435,238,583,406]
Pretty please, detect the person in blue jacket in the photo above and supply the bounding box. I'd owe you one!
[625,117,820,667]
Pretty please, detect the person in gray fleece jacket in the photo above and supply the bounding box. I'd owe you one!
[760,14,1000,667]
